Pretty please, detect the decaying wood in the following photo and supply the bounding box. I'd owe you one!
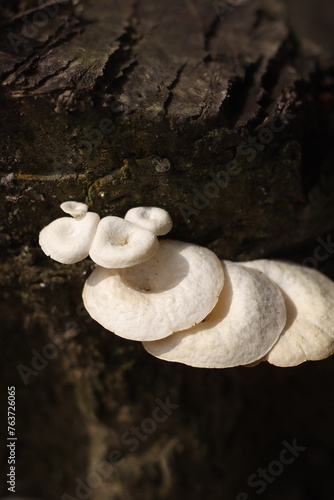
[1,0,334,498]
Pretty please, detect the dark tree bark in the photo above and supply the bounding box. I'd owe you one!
[1,0,334,499]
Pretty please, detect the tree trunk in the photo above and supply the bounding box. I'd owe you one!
[1,0,334,499]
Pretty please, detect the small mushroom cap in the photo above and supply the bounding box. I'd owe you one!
[60,201,88,217]
[89,216,159,268]
[83,240,224,341]
[124,206,173,235]
[143,261,287,368]
[39,211,100,264]
[242,259,334,367]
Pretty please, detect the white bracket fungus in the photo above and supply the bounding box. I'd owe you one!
[83,240,224,341]
[39,202,100,264]
[242,260,334,367]
[143,261,286,368]
[60,201,88,217]
[89,216,159,268]
[125,206,173,235]
[39,202,334,369]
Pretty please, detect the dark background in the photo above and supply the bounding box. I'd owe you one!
[1,1,334,499]
[283,0,334,52]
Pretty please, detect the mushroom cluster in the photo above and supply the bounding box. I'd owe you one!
[39,202,334,368]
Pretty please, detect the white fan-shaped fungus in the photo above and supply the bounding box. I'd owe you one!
[143,261,287,368]
[89,216,159,268]
[242,259,334,366]
[39,203,100,264]
[60,201,88,217]
[40,200,334,370]
[125,206,173,235]
[83,240,224,341]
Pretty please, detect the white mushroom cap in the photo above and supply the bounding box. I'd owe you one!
[143,261,287,368]
[242,259,334,367]
[83,240,224,341]
[89,216,159,268]
[39,209,100,264]
[124,206,173,235]
[60,200,88,217]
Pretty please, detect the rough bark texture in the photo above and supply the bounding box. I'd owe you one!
[1,0,334,499]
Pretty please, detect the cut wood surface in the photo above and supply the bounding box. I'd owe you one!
[0,0,333,255]
[1,0,334,499]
